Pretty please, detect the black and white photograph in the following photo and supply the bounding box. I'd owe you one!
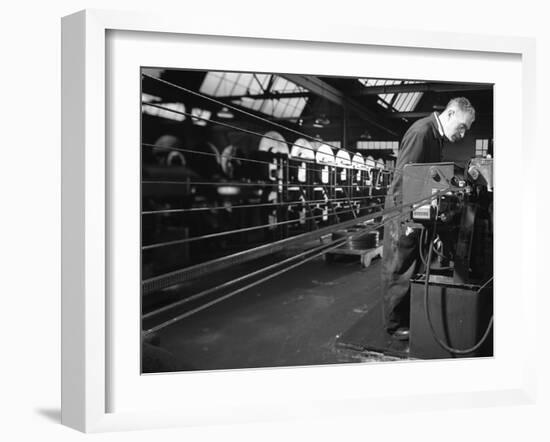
[140,68,494,373]
[3,0,547,439]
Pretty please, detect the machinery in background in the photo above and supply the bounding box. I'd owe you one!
[142,130,396,283]
[401,160,493,359]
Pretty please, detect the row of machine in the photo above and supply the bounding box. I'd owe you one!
[142,131,395,278]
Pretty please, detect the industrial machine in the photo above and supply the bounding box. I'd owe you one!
[402,160,494,359]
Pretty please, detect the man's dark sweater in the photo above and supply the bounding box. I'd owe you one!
[388,113,445,206]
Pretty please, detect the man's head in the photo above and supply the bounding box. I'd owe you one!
[439,97,475,142]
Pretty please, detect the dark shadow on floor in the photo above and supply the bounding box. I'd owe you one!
[152,258,395,371]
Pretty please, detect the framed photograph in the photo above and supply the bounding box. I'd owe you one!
[139,66,494,370]
[62,9,536,433]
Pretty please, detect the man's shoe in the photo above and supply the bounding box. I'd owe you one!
[391,327,410,341]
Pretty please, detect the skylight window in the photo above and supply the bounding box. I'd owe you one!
[356,140,399,153]
[475,139,490,157]
[200,72,308,119]
[142,68,165,79]
[380,93,394,104]
[358,78,424,113]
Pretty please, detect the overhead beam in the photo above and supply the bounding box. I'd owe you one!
[282,74,398,137]
[217,91,310,100]
[357,82,492,95]
[386,111,492,119]
[387,112,431,119]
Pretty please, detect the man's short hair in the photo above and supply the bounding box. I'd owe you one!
[446,97,476,119]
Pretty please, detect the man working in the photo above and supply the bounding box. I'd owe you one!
[381,97,476,340]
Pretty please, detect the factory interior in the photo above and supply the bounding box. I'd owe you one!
[140,68,494,373]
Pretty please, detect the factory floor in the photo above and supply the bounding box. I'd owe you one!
[147,254,402,373]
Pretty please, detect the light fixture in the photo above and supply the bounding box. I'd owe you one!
[313,114,330,127]
[359,131,372,140]
[217,186,240,196]
[217,106,234,119]
[191,108,211,126]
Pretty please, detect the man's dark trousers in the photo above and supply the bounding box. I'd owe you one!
[380,197,422,333]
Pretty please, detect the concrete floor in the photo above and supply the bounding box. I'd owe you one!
[147,255,401,372]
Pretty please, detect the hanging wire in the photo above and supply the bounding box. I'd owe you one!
[143,141,390,182]
[142,179,391,190]
[144,101,369,167]
[141,188,448,296]
[143,142,280,169]
[142,204,411,335]
[143,73,377,164]
[142,101,425,190]
[142,87,399,174]
[142,201,386,251]
[142,75,439,188]
[142,194,386,215]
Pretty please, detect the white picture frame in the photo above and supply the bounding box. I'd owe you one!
[61,9,537,433]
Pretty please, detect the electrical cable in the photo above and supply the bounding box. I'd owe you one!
[418,230,449,269]
[418,227,427,267]
[430,235,448,260]
[423,197,494,355]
